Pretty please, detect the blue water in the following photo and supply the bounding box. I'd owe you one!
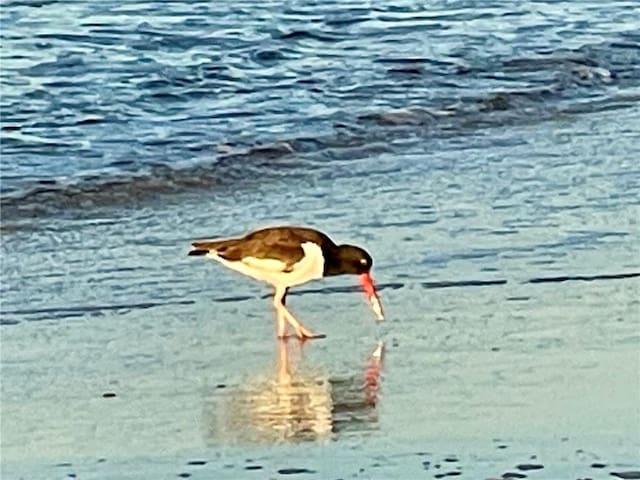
[1,0,640,220]
[1,2,640,479]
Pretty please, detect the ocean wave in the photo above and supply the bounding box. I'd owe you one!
[2,0,639,226]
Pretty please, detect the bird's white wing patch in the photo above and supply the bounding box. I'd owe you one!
[288,242,325,282]
[241,256,289,273]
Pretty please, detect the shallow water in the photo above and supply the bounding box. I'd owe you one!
[2,1,640,479]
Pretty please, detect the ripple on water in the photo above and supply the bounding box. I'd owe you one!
[2,1,640,221]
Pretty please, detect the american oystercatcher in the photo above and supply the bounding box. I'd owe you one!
[188,226,384,339]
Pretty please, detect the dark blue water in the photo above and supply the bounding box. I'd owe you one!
[1,0,639,221]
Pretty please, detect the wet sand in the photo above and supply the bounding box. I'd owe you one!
[2,273,639,479]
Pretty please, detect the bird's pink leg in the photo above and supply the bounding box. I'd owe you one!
[275,308,288,338]
[273,287,322,340]
[282,308,320,340]
[274,287,289,338]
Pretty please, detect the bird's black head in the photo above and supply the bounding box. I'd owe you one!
[328,244,373,275]
[328,243,384,320]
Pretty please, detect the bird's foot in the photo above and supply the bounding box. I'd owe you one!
[275,331,325,340]
[276,306,325,339]
[295,326,325,340]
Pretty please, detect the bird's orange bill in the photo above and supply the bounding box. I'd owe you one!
[359,273,384,320]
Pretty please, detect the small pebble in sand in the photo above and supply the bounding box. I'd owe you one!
[216,383,227,389]
[245,465,263,470]
[611,472,640,480]
[102,392,117,398]
[278,468,316,475]
[502,473,527,479]
[187,460,207,466]
[177,473,191,478]
[516,464,543,471]
[590,463,606,469]
[444,457,458,463]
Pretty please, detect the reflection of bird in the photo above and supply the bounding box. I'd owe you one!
[189,226,384,339]
[205,340,384,445]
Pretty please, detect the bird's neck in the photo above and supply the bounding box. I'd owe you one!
[322,246,350,276]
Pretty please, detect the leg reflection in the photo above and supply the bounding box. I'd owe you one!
[205,339,385,445]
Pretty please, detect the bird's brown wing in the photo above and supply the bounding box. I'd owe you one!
[191,227,328,272]
[244,226,337,251]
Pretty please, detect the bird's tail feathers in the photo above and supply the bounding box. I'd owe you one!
[188,238,239,257]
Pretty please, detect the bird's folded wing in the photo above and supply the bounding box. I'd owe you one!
[191,231,308,272]
[240,256,291,273]
[238,241,305,271]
